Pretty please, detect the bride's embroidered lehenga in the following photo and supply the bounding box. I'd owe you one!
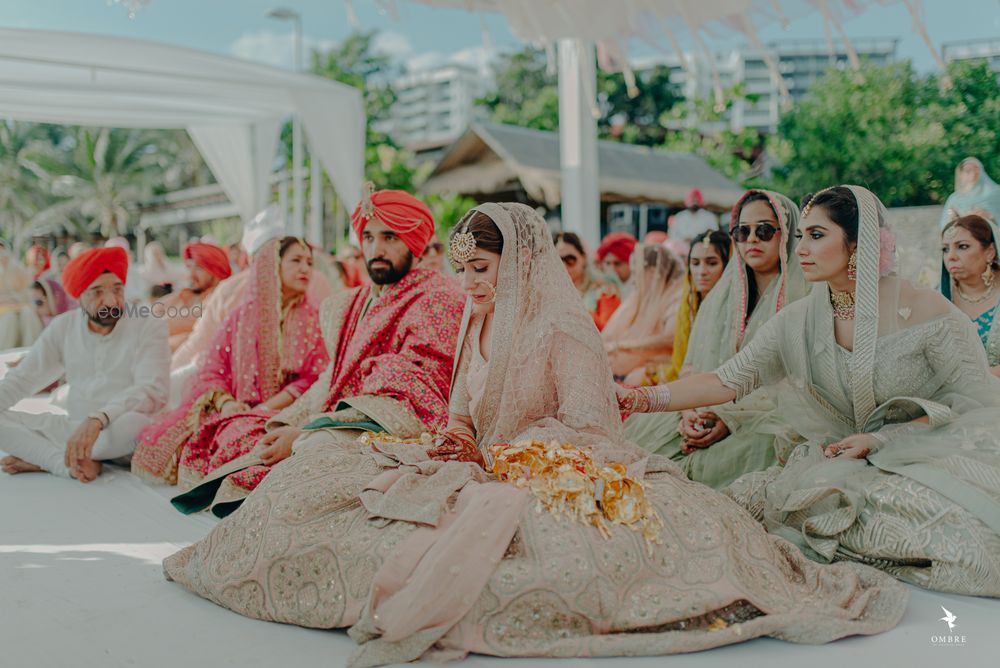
[720,186,1000,596]
[163,203,907,667]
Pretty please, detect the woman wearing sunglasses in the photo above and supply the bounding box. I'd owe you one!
[625,190,810,490]
[553,231,621,331]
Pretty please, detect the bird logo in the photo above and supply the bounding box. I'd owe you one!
[939,606,957,631]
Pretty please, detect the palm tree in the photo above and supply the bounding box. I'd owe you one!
[29,127,199,238]
[0,121,59,254]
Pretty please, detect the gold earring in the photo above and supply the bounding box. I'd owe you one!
[983,265,995,289]
[847,252,857,281]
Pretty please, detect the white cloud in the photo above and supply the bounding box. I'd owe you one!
[372,30,413,59]
[229,29,497,80]
[229,30,336,69]
[403,46,497,77]
[450,46,496,74]
[405,51,447,72]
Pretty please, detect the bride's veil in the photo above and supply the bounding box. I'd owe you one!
[449,203,649,468]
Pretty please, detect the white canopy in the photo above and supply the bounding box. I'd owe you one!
[0,28,366,224]
[414,1,898,45]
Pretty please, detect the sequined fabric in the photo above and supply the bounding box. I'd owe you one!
[719,302,1000,596]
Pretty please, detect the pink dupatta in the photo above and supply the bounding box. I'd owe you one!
[132,239,328,483]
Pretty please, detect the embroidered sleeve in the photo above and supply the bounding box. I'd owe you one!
[715,313,787,401]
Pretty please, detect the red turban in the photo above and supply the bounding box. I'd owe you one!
[27,245,51,278]
[684,188,705,208]
[596,232,637,263]
[351,188,435,258]
[62,247,129,299]
[183,242,232,281]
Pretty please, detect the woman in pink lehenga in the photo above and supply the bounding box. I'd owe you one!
[131,237,328,510]
[601,243,685,384]
[164,204,907,667]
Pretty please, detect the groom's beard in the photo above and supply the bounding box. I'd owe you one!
[367,252,414,285]
[84,303,124,328]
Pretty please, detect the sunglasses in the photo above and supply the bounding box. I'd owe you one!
[560,254,580,267]
[732,223,779,243]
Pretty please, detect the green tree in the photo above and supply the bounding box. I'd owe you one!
[0,122,59,253]
[766,60,1000,206]
[481,47,682,146]
[661,83,765,184]
[28,127,192,238]
[310,30,416,190]
[426,192,478,239]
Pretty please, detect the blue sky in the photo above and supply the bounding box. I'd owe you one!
[0,0,996,74]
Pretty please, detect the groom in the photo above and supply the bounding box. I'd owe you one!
[175,187,465,510]
[259,187,465,457]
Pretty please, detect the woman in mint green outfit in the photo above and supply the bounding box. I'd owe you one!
[624,189,809,488]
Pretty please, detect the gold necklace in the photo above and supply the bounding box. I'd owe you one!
[954,280,996,304]
[830,288,856,320]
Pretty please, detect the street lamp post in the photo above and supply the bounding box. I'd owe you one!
[267,7,305,237]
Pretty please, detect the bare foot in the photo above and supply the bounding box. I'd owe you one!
[70,459,102,483]
[1,455,43,474]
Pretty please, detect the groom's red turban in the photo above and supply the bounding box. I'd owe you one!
[62,247,129,299]
[351,188,435,258]
[183,242,232,281]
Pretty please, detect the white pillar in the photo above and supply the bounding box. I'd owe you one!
[292,117,305,236]
[308,150,323,247]
[278,171,289,228]
[557,39,600,248]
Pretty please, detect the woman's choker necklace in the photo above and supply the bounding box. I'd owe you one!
[830,287,856,320]
[954,279,996,304]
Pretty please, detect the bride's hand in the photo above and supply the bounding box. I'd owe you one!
[427,430,485,468]
[616,385,640,417]
[824,434,877,459]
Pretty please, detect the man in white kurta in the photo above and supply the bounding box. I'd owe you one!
[0,248,169,482]
[669,188,721,242]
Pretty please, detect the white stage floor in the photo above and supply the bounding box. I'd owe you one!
[1,396,997,668]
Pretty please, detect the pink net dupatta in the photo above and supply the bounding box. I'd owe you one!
[132,238,291,483]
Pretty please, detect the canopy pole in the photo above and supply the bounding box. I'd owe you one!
[309,148,323,247]
[292,117,305,236]
[557,38,600,248]
[279,171,289,229]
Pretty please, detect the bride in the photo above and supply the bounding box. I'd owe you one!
[620,185,1000,596]
[164,202,906,666]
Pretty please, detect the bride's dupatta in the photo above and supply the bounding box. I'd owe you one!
[449,202,651,470]
[348,204,663,666]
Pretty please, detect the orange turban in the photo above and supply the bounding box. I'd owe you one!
[351,187,435,258]
[183,242,232,280]
[596,232,637,263]
[62,247,129,299]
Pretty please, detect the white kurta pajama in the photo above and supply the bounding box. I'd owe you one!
[0,308,169,477]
